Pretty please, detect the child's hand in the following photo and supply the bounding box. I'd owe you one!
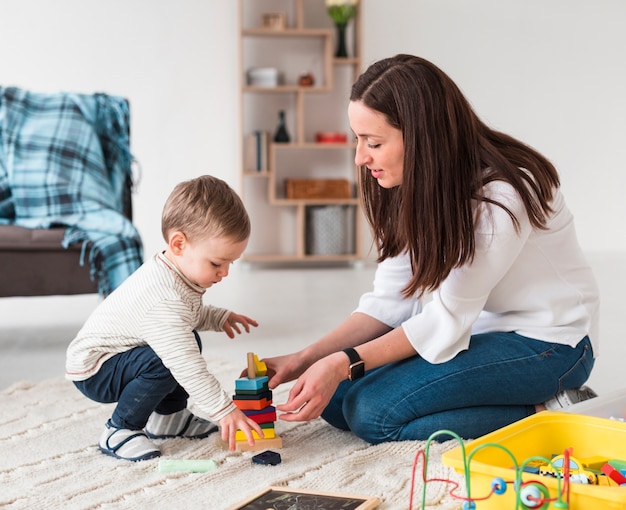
[222,312,258,339]
[219,408,264,451]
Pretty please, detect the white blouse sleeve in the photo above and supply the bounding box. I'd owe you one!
[355,253,422,327]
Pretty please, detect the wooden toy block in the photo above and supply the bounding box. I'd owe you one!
[251,450,282,466]
[231,353,281,452]
[233,390,272,401]
[246,352,268,378]
[235,376,268,391]
[253,354,267,376]
[236,384,269,395]
[233,397,272,411]
[602,463,626,485]
[244,409,277,424]
[597,475,620,486]
[247,352,256,379]
[244,405,275,416]
[233,436,283,452]
[235,427,275,441]
[237,421,275,434]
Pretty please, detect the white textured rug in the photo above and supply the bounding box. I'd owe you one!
[0,358,464,509]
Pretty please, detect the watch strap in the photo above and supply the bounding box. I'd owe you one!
[342,347,365,380]
[342,347,361,365]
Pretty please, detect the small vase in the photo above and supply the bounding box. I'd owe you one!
[273,110,290,143]
[334,22,348,58]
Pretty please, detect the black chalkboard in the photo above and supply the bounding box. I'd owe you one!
[228,486,381,510]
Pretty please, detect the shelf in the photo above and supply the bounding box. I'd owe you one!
[333,57,360,66]
[242,170,270,178]
[242,253,361,263]
[242,28,332,38]
[243,85,332,93]
[239,0,363,264]
[272,142,356,150]
[270,198,359,206]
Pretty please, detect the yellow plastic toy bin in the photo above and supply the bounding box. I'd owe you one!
[441,411,626,509]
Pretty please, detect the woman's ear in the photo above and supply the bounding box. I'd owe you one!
[168,231,187,256]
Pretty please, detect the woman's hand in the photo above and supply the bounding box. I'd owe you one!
[260,351,310,389]
[275,352,346,422]
[237,351,306,389]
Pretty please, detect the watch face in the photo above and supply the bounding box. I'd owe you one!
[350,361,365,381]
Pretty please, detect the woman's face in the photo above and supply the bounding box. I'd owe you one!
[348,100,404,188]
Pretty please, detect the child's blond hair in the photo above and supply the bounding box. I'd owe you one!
[161,175,250,243]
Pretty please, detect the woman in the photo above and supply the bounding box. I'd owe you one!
[265,54,599,443]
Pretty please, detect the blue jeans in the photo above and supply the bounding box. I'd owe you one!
[73,331,202,430]
[321,333,594,443]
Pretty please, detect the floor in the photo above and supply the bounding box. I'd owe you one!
[1,252,624,396]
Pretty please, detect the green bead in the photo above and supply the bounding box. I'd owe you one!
[551,502,569,509]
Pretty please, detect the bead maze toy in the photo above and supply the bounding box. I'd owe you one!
[232,352,282,451]
[425,412,626,509]
[410,430,573,509]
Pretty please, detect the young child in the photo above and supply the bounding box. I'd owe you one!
[66,175,263,461]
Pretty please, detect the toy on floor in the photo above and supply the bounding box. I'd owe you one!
[411,430,626,509]
[158,458,217,473]
[252,450,282,466]
[409,430,573,510]
[232,352,283,452]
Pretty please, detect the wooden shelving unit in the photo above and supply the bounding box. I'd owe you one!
[239,0,364,263]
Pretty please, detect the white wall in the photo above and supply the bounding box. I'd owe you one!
[0,0,240,257]
[1,0,624,257]
[363,0,626,254]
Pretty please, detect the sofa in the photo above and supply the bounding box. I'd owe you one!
[0,87,142,297]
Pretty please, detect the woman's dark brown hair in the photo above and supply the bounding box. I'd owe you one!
[351,54,560,297]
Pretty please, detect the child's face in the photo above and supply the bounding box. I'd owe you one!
[172,234,248,289]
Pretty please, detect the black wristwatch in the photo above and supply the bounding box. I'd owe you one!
[342,348,365,381]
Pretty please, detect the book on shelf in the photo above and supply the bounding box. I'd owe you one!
[244,131,268,172]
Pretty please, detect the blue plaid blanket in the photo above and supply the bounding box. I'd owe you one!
[0,87,143,296]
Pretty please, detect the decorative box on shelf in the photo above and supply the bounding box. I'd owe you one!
[306,205,355,256]
[285,178,351,200]
[316,131,348,144]
[261,12,287,30]
[247,67,279,87]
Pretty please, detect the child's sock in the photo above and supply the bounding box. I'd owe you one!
[145,408,218,439]
[99,420,160,462]
[543,386,598,410]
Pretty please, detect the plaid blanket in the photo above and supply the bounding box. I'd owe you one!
[0,87,143,296]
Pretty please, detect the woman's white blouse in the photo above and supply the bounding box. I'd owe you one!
[355,181,600,364]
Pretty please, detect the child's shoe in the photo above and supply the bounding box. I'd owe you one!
[543,386,598,410]
[145,408,218,439]
[98,420,161,462]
